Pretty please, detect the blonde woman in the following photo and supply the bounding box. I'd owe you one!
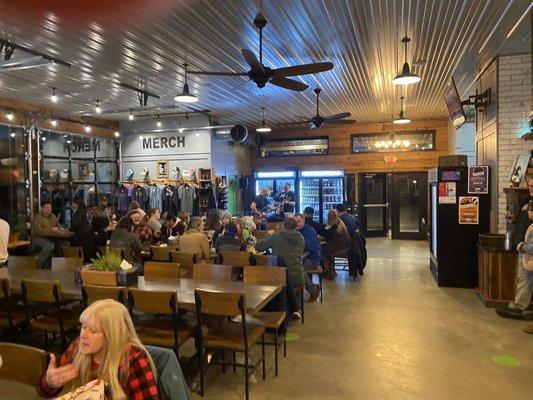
[37,299,158,399]
[321,209,351,279]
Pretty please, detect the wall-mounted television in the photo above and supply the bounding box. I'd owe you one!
[443,77,466,129]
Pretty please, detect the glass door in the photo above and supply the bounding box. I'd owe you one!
[359,173,388,237]
[321,177,343,223]
[299,178,320,221]
[391,172,428,240]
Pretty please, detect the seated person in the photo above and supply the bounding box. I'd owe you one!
[212,211,232,243]
[215,222,245,253]
[36,299,158,399]
[109,217,142,264]
[303,207,326,236]
[204,209,221,232]
[32,201,62,267]
[129,201,146,219]
[178,217,210,261]
[294,213,321,271]
[127,210,153,247]
[147,208,162,232]
[236,217,257,252]
[321,209,351,279]
[161,214,180,242]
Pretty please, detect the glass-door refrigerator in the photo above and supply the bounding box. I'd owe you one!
[299,170,344,224]
[254,171,297,202]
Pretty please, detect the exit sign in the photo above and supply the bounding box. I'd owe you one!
[384,155,397,163]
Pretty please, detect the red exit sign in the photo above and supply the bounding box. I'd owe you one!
[384,155,398,163]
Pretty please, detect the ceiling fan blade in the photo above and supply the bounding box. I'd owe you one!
[270,76,308,91]
[278,120,311,127]
[329,119,357,125]
[187,70,248,76]
[324,112,352,122]
[273,62,334,77]
[241,48,264,74]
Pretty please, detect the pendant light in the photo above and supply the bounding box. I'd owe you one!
[393,96,411,124]
[51,116,57,127]
[156,115,162,128]
[128,109,134,121]
[256,107,271,133]
[392,36,421,85]
[95,100,101,114]
[50,87,58,103]
[6,111,14,121]
[174,63,198,103]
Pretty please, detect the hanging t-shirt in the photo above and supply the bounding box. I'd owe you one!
[177,185,196,214]
[147,185,164,211]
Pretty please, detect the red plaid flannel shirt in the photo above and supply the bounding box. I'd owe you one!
[36,339,158,399]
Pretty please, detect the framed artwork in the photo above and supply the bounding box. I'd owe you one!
[156,160,169,178]
[509,153,531,187]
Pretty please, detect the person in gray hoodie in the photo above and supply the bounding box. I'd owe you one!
[255,218,320,302]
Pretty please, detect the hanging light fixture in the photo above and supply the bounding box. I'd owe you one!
[174,63,198,103]
[195,129,200,137]
[50,87,58,103]
[128,109,134,121]
[114,131,120,138]
[6,111,14,121]
[375,132,412,150]
[256,107,272,133]
[84,122,91,133]
[9,130,15,138]
[95,100,101,114]
[393,96,411,124]
[392,36,421,85]
[51,116,57,127]
[156,115,162,128]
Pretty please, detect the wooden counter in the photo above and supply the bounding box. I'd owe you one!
[476,244,518,307]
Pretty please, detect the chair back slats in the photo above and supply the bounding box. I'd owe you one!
[243,266,286,287]
[80,269,118,286]
[61,246,84,259]
[220,251,251,267]
[129,288,177,314]
[252,254,270,266]
[192,264,233,281]
[170,251,196,268]
[194,289,244,316]
[7,256,38,270]
[150,246,171,262]
[0,342,47,385]
[21,279,61,303]
[144,262,181,281]
[51,257,84,271]
[82,285,127,306]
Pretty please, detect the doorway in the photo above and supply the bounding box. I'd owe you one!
[359,173,388,237]
[391,172,428,240]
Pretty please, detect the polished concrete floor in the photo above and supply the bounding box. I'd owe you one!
[192,238,533,400]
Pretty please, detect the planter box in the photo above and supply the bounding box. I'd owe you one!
[78,266,140,286]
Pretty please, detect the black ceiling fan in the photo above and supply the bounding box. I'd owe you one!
[187,12,334,91]
[281,88,355,128]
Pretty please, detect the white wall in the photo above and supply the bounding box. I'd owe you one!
[448,120,475,165]
[210,138,250,177]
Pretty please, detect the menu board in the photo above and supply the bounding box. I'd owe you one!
[458,196,479,224]
[468,166,488,194]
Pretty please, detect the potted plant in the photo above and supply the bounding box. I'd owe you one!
[78,252,140,286]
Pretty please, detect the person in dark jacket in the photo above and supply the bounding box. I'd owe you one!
[334,203,366,276]
[212,211,232,243]
[294,213,321,270]
[70,199,92,258]
[303,207,326,236]
[321,210,351,279]
[255,218,320,302]
[215,222,244,253]
[109,217,142,263]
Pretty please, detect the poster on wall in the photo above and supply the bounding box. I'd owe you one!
[458,196,479,224]
[156,160,169,178]
[509,153,531,187]
[438,182,456,204]
[468,166,489,194]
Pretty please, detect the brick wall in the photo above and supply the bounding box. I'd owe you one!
[497,54,532,233]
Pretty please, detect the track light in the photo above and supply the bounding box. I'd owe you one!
[175,63,198,103]
[129,109,134,121]
[392,37,421,85]
[84,123,91,133]
[114,131,120,138]
[195,130,200,137]
[256,106,271,133]
[51,87,58,103]
[95,100,101,114]
[156,115,162,128]
[6,111,14,121]
[51,117,57,127]
[393,96,411,124]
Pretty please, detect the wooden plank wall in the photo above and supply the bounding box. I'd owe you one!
[250,119,450,174]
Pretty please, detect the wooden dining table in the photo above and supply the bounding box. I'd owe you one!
[0,379,40,399]
[0,266,282,314]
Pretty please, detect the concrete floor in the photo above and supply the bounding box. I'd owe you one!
[192,238,533,400]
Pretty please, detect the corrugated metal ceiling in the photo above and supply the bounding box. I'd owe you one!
[0,0,530,127]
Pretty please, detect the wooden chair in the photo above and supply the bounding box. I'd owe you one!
[144,262,181,281]
[243,266,287,376]
[128,289,196,359]
[305,268,324,303]
[81,285,128,307]
[51,257,84,271]
[0,342,48,386]
[150,246,171,262]
[192,264,233,281]
[195,289,266,400]
[0,278,26,336]
[220,251,251,267]
[80,269,118,286]
[253,253,271,266]
[170,251,196,278]
[7,256,38,270]
[61,245,84,259]
[20,279,79,349]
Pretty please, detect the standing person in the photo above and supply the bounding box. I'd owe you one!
[178,217,210,261]
[70,199,93,259]
[36,299,158,399]
[32,201,62,267]
[321,209,351,279]
[497,178,533,320]
[250,187,274,225]
[334,203,366,276]
[294,213,322,272]
[0,211,9,265]
[278,182,297,218]
[255,218,320,303]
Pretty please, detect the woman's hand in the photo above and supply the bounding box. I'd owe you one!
[45,354,79,388]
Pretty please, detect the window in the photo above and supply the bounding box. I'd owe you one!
[350,130,436,153]
[259,137,328,157]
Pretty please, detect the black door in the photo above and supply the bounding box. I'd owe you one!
[391,172,428,240]
[359,173,387,237]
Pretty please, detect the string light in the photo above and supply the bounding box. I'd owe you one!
[114,131,120,138]
[84,123,91,133]
[6,112,14,121]
[51,87,58,103]
[156,115,162,128]
[95,100,101,114]
[129,109,134,121]
[51,117,57,127]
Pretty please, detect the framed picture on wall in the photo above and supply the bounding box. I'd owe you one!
[509,153,531,187]
[156,160,169,178]
[78,162,88,179]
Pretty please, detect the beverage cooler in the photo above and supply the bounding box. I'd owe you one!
[299,170,344,224]
[429,165,490,288]
[254,170,297,200]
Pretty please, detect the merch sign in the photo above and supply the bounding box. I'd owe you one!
[141,136,185,149]
[121,129,210,157]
